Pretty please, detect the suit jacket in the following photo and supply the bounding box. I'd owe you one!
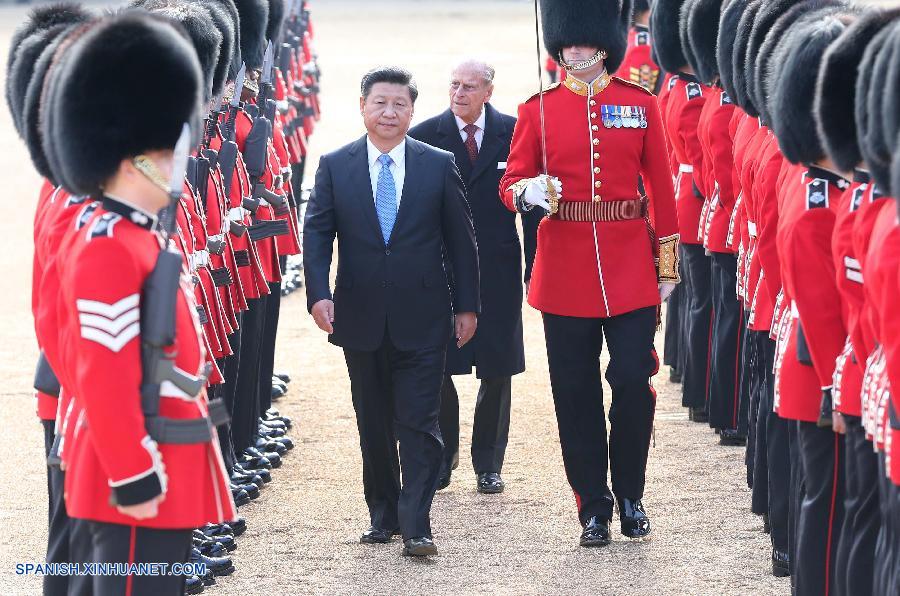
[303,135,479,352]
[409,104,538,377]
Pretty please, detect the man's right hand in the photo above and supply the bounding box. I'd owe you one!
[311,299,335,334]
[518,175,562,212]
[117,494,163,520]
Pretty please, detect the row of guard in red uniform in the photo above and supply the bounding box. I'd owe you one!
[8,0,320,593]
[650,0,900,593]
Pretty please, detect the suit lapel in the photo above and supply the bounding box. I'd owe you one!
[469,103,505,184]
[437,109,473,181]
[348,135,384,243]
[388,136,422,245]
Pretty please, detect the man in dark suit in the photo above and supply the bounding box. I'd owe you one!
[409,60,541,495]
[303,66,479,557]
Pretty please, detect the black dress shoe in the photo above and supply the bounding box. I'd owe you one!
[245,446,282,468]
[403,537,438,557]
[199,523,232,537]
[193,529,237,553]
[272,379,288,393]
[230,481,260,500]
[259,425,287,438]
[688,407,708,422]
[669,368,682,383]
[240,452,273,470]
[772,549,790,577]
[274,372,291,384]
[437,471,451,491]
[191,547,235,577]
[255,436,288,455]
[271,385,286,400]
[185,575,204,594]
[360,526,400,544]
[719,429,747,446]
[618,498,651,538]
[231,470,264,486]
[229,517,247,536]
[477,472,505,494]
[234,463,271,484]
[200,569,215,586]
[260,418,287,431]
[579,516,611,547]
[231,487,250,507]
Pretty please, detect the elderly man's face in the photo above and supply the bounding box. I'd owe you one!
[360,82,414,145]
[449,67,493,125]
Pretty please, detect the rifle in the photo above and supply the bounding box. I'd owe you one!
[138,124,226,444]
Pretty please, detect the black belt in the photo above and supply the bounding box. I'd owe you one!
[248,219,290,241]
[210,267,233,287]
[233,249,251,267]
[144,398,230,444]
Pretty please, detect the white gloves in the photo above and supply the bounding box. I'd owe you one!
[520,174,562,211]
[659,282,677,302]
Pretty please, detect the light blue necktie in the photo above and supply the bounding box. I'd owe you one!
[375,153,397,244]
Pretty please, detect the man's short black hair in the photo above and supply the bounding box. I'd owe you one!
[360,66,418,103]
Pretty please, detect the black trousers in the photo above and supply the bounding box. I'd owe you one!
[542,307,658,524]
[258,280,283,415]
[439,375,512,476]
[343,336,445,540]
[873,452,893,596]
[795,421,845,596]
[68,521,192,596]
[680,244,713,410]
[233,295,267,453]
[788,420,803,589]
[833,417,879,596]
[663,278,684,372]
[708,253,744,432]
[763,341,791,554]
[749,331,767,514]
[42,421,71,596]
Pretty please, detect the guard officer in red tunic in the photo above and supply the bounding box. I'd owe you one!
[500,0,679,547]
[614,0,661,94]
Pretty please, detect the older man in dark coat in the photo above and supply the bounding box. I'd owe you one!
[409,59,541,494]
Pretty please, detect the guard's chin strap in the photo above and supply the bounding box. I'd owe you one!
[132,155,171,194]
[559,49,608,72]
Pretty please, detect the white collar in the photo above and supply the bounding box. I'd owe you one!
[366,137,406,168]
[454,107,486,132]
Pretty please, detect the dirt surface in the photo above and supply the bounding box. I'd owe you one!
[0,1,805,594]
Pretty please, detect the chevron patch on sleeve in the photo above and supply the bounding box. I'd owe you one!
[76,293,141,352]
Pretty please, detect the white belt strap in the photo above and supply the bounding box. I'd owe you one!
[191,249,210,269]
[791,301,799,319]
[678,163,693,173]
[228,207,246,221]
[747,221,758,238]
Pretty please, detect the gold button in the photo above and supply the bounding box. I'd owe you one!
[591,112,597,119]
[594,167,601,174]
[593,153,600,159]
[591,125,599,131]
[594,194,601,201]
[592,138,599,145]
[595,181,602,188]
[589,100,596,106]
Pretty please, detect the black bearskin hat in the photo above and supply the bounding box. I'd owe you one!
[235,0,268,69]
[731,0,761,115]
[6,3,91,136]
[687,0,724,84]
[892,134,900,205]
[717,0,749,112]
[133,0,222,102]
[44,11,203,196]
[680,0,700,75]
[861,22,900,192]
[267,0,284,47]
[193,0,235,97]
[200,0,241,81]
[651,0,689,73]
[880,24,900,158]
[816,7,900,172]
[770,13,853,165]
[540,0,633,73]
[634,0,649,14]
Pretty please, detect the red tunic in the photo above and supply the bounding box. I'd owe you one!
[500,74,679,318]
[57,199,235,528]
[613,25,662,94]
[696,86,737,254]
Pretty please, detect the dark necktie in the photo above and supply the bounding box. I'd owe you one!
[463,123,479,164]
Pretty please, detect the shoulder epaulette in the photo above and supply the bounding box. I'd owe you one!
[720,90,733,106]
[686,82,703,100]
[668,75,679,90]
[75,202,100,230]
[806,179,829,210]
[87,212,121,239]
[524,82,561,103]
[850,184,867,212]
[65,195,88,208]
[636,31,651,46]
[611,76,654,96]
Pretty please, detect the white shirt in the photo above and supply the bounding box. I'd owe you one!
[366,137,406,208]
[454,108,486,150]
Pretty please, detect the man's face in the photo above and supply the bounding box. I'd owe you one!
[561,46,600,65]
[360,82,413,144]
[449,67,493,124]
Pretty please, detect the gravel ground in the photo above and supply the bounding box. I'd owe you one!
[0,1,806,594]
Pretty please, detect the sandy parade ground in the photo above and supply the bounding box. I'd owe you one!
[9,0,893,593]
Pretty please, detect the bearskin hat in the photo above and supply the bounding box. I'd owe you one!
[44,11,203,196]
[200,0,241,81]
[680,0,700,75]
[717,0,749,111]
[192,0,235,97]
[634,0,650,14]
[770,13,853,165]
[880,24,900,158]
[267,0,284,47]
[235,0,268,69]
[730,0,761,115]
[687,0,724,84]
[860,22,900,192]
[540,0,632,73]
[651,0,690,73]
[5,4,91,136]
[892,134,900,205]
[133,0,222,101]
[816,7,900,172]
